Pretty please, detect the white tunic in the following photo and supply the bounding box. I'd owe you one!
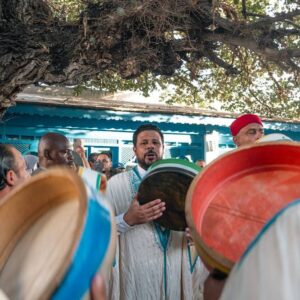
[221,199,300,300]
[106,166,208,300]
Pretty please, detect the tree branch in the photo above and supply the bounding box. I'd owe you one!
[201,33,300,71]
[246,9,300,30]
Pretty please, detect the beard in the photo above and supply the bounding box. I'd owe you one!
[137,150,161,170]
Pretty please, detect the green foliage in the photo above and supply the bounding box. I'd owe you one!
[47,0,300,119]
[48,0,85,21]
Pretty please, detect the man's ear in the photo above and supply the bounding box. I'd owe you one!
[6,169,17,186]
[44,150,52,160]
[133,146,137,156]
[233,136,238,146]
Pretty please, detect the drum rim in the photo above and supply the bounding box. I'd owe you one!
[256,133,292,143]
[0,168,87,298]
[185,141,300,273]
[139,160,201,231]
[148,158,201,173]
[141,167,197,182]
[52,184,116,299]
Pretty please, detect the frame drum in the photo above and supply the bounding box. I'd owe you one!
[0,168,116,300]
[138,159,201,231]
[186,141,300,273]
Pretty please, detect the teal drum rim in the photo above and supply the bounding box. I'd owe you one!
[51,185,113,300]
[148,159,201,174]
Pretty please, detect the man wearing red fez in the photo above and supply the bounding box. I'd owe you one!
[230,114,264,147]
[202,114,265,300]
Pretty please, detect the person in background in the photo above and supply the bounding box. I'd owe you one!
[24,154,38,174]
[230,114,264,147]
[37,133,105,192]
[203,114,264,300]
[0,144,30,199]
[196,159,206,168]
[97,151,122,180]
[114,162,125,173]
[73,138,90,169]
[36,132,75,171]
[88,153,100,170]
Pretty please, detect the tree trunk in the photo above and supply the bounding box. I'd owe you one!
[0,0,299,117]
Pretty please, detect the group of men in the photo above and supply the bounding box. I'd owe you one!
[0,113,267,299]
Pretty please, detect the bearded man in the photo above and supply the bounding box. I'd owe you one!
[106,124,207,300]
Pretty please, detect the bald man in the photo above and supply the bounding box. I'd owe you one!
[37,132,75,170]
[0,144,30,199]
[36,133,104,192]
[230,114,264,147]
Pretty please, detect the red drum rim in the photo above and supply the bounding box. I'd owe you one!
[186,141,300,273]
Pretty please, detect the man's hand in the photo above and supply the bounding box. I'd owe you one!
[203,271,227,300]
[91,274,106,300]
[124,196,166,226]
[75,146,86,158]
[185,227,195,246]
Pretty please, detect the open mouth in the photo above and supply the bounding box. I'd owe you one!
[145,152,157,160]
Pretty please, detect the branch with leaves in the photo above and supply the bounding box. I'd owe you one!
[0,0,299,118]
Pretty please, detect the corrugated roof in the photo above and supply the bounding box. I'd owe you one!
[11,87,300,133]
[9,102,300,133]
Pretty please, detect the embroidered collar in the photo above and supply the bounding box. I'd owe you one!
[137,164,147,178]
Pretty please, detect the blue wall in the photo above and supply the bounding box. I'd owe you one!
[1,103,299,164]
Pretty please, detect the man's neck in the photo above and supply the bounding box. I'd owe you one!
[0,187,12,202]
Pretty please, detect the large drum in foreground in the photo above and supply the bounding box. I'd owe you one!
[0,168,116,300]
[186,141,300,273]
[138,158,201,231]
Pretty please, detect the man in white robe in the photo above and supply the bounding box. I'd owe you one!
[106,124,208,300]
[220,199,300,300]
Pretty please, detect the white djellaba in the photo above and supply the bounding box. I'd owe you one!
[105,166,208,300]
[220,199,300,300]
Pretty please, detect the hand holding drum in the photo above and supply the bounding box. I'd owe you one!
[138,159,201,231]
[124,195,166,226]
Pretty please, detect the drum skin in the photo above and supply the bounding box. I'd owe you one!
[186,141,300,273]
[0,168,116,300]
[138,159,201,231]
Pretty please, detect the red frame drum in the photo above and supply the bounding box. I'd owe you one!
[186,141,300,273]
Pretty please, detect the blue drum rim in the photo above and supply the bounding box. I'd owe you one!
[51,188,113,300]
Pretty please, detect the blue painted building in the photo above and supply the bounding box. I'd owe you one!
[1,88,300,165]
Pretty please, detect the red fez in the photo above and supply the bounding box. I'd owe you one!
[230,114,263,136]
